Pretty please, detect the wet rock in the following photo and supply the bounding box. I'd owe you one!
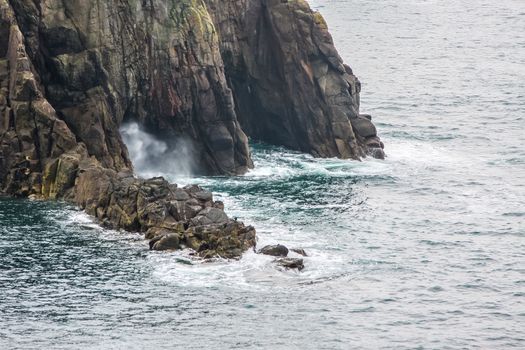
[71,160,256,258]
[213,201,225,211]
[206,0,384,160]
[150,233,181,251]
[275,258,304,271]
[259,244,289,257]
[290,248,308,257]
[351,116,377,138]
[365,136,382,149]
[367,147,386,160]
[190,207,229,227]
[0,0,385,261]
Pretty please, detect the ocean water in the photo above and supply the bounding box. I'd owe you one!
[1,0,524,349]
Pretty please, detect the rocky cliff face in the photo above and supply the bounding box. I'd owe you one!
[207,0,384,159]
[0,0,384,258]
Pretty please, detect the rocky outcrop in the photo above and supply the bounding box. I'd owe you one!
[275,257,304,271]
[206,0,384,159]
[258,244,289,257]
[0,0,255,258]
[1,0,252,177]
[73,159,256,258]
[0,0,384,259]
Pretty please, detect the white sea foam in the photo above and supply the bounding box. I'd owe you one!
[120,122,196,179]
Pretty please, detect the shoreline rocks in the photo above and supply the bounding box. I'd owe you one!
[258,244,289,257]
[258,244,307,270]
[74,159,256,259]
[275,258,305,271]
[0,0,384,261]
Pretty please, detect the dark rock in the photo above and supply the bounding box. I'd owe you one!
[351,116,377,138]
[367,147,386,160]
[0,0,384,261]
[213,201,225,210]
[290,248,308,257]
[206,0,384,159]
[150,233,181,251]
[275,258,304,271]
[365,136,382,149]
[190,207,229,227]
[259,244,289,257]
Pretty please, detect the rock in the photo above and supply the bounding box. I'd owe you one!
[367,147,386,160]
[351,116,377,138]
[0,0,384,261]
[365,136,382,149]
[290,248,308,257]
[275,258,304,271]
[72,161,256,258]
[213,201,225,210]
[195,190,213,202]
[190,207,229,227]
[259,244,289,257]
[150,233,181,251]
[206,0,384,159]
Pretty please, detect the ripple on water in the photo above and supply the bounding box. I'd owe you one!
[3,0,525,348]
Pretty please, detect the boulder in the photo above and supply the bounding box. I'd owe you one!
[150,233,181,251]
[351,116,377,138]
[190,207,229,227]
[290,248,308,257]
[259,244,289,257]
[275,258,304,271]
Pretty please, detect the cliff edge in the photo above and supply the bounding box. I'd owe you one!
[0,0,384,258]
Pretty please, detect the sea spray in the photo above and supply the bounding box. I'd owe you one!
[120,122,196,179]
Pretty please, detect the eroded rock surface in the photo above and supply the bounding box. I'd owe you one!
[74,159,256,258]
[206,0,385,160]
[0,0,384,259]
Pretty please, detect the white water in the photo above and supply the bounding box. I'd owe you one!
[1,0,524,349]
[120,122,196,178]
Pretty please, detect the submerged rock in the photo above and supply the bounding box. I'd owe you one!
[290,248,308,257]
[259,244,289,257]
[275,258,305,271]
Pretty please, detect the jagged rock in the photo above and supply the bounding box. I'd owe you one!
[0,0,384,260]
[290,248,308,257]
[206,0,384,159]
[190,207,229,227]
[259,244,289,257]
[275,258,305,271]
[72,159,256,258]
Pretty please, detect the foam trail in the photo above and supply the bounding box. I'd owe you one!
[120,122,195,179]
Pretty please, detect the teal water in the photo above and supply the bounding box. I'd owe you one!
[1,0,525,349]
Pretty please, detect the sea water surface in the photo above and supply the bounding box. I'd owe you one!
[1,0,524,349]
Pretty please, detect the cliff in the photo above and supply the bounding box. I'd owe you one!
[0,0,384,258]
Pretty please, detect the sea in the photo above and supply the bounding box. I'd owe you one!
[1,0,524,348]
